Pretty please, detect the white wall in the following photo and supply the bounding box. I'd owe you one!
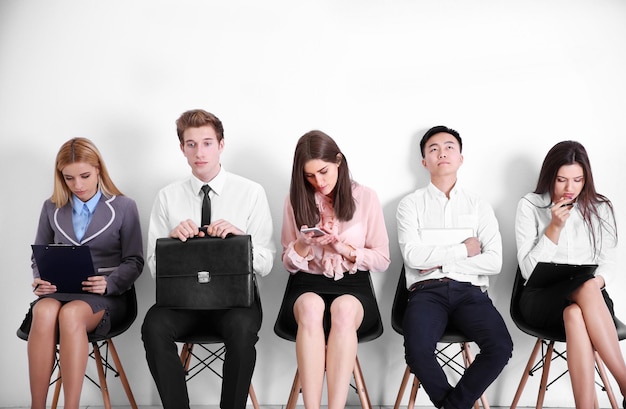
[1,0,625,407]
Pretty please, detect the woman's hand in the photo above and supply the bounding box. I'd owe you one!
[294,226,337,257]
[82,275,108,295]
[550,197,574,228]
[32,278,55,296]
[545,197,574,244]
[329,240,357,263]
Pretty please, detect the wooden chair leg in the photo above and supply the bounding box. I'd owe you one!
[246,382,260,409]
[510,338,542,409]
[393,365,413,409]
[180,343,194,371]
[107,339,138,409]
[286,368,301,409]
[408,374,420,409]
[536,340,555,409]
[595,352,619,409]
[353,355,372,409]
[51,366,62,409]
[92,341,112,409]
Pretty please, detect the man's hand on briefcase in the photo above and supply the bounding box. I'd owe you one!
[201,219,243,239]
[170,219,244,242]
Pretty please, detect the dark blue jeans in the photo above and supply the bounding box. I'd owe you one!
[403,280,513,409]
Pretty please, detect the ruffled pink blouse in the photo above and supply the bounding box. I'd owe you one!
[281,183,390,280]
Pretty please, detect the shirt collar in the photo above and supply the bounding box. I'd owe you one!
[72,190,102,214]
[190,165,226,197]
[427,181,460,199]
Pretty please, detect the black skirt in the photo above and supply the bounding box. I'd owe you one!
[19,292,127,338]
[275,270,380,340]
[520,274,615,331]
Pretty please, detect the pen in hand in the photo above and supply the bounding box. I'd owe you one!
[33,284,40,293]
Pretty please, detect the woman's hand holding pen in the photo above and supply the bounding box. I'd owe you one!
[545,196,574,244]
[82,275,107,295]
[32,278,55,296]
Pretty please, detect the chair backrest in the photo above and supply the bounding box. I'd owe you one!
[391,265,409,336]
[509,266,525,329]
[89,285,138,342]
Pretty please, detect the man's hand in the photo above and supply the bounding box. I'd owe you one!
[169,219,201,242]
[203,219,244,239]
[464,237,481,257]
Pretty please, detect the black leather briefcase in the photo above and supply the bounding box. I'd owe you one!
[155,235,254,309]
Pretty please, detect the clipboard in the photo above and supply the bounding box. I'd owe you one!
[525,262,598,288]
[31,244,96,293]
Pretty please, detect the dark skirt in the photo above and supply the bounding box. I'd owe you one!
[520,274,615,331]
[19,292,127,338]
[276,270,380,340]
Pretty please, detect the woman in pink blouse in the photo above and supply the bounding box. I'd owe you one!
[277,130,390,409]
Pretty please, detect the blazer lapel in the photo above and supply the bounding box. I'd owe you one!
[81,196,116,245]
[54,204,80,244]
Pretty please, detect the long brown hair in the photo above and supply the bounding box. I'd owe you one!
[51,138,122,207]
[289,130,356,227]
[533,140,616,253]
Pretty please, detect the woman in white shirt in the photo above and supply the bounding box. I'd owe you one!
[515,140,626,408]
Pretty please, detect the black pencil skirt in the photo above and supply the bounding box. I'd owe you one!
[520,274,615,331]
[275,270,380,340]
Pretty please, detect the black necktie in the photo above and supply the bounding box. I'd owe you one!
[201,184,211,226]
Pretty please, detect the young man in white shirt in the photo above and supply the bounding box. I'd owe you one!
[141,109,275,409]
[396,125,513,409]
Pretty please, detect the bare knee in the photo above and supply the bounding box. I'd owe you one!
[563,303,585,330]
[31,298,62,329]
[57,301,92,332]
[294,293,325,331]
[29,298,61,339]
[329,295,363,332]
[570,278,603,302]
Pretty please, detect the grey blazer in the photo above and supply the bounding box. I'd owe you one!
[32,194,144,295]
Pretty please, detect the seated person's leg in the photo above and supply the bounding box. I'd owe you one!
[29,298,62,409]
[448,285,513,409]
[327,294,364,408]
[403,286,451,408]
[293,292,326,408]
[215,305,262,409]
[141,305,198,409]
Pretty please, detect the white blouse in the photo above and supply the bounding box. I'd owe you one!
[515,192,618,285]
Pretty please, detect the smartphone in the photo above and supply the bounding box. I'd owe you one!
[300,227,327,237]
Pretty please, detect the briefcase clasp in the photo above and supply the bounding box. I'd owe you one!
[197,271,211,284]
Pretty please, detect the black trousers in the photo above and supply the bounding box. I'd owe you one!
[141,302,261,409]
